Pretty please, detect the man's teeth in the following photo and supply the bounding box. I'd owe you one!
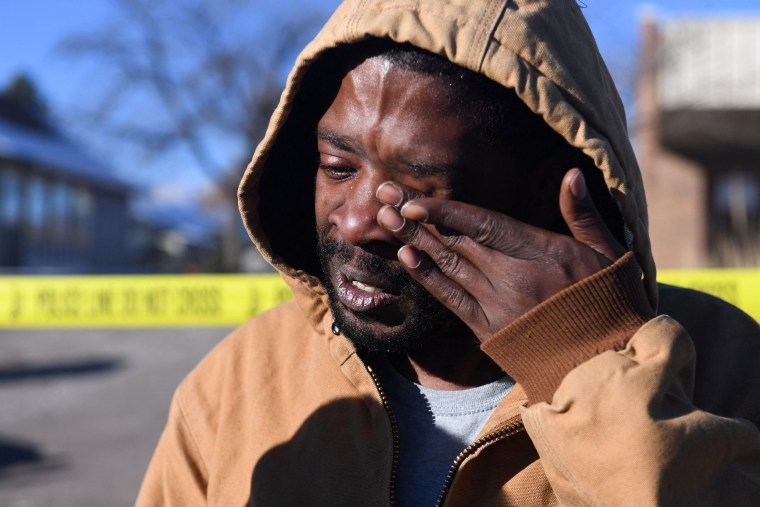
[351,280,382,293]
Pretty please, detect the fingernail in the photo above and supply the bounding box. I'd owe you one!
[378,205,405,231]
[398,245,421,269]
[376,182,404,206]
[400,201,428,222]
[570,170,587,200]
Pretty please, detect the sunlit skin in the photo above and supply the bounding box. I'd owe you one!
[315,56,625,390]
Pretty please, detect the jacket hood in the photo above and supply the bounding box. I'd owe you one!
[238,0,656,327]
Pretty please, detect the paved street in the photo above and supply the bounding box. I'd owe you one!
[0,327,230,507]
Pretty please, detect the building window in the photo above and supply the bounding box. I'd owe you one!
[72,186,93,241]
[710,170,760,266]
[25,175,47,234]
[0,168,21,226]
[50,181,73,240]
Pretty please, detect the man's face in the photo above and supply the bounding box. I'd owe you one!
[315,56,520,353]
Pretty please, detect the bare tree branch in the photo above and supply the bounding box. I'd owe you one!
[57,0,327,270]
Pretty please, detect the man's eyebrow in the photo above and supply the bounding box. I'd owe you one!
[317,128,363,155]
[404,160,458,177]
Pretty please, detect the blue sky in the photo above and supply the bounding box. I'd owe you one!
[2,0,759,212]
[4,0,759,101]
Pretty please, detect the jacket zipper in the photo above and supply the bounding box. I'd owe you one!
[434,420,526,507]
[365,364,400,507]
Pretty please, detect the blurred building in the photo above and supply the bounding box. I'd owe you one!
[130,200,226,273]
[0,95,134,273]
[638,15,760,268]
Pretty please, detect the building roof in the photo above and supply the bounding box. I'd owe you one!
[0,111,129,192]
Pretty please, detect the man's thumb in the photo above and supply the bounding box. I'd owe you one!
[559,168,626,261]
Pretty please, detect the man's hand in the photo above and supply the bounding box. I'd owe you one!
[375,168,627,342]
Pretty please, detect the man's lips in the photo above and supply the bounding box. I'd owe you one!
[335,271,397,312]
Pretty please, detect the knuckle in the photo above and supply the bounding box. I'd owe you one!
[408,224,434,249]
[571,214,600,230]
[396,219,422,243]
[440,285,468,313]
[474,214,503,245]
[434,249,464,275]
[439,232,468,251]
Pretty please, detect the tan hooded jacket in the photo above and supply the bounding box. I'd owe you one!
[137,0,760,505]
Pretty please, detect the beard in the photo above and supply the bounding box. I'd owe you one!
[317,232,464,354]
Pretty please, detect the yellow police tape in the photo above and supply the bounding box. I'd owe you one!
[0,270,757,328]
[0,274,293,328]
[656,269,760,322]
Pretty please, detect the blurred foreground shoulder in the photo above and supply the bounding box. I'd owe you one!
[658,283,760,424]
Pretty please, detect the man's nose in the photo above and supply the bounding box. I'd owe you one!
[328,178,398,247]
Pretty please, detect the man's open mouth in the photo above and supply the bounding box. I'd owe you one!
[351,280,383,293]
[335,271,397,312]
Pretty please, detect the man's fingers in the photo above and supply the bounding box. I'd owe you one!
[396,244,489,337]
[377,179,530,253]
[397,198,540,258]
[385,207,486,327]
[377,180,549,265]
[377,205,483,283]
[377,203,516,333]
[559,169,626,261]
[376,181,426,209]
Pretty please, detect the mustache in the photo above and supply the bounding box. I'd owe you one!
[317,235,412,287]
